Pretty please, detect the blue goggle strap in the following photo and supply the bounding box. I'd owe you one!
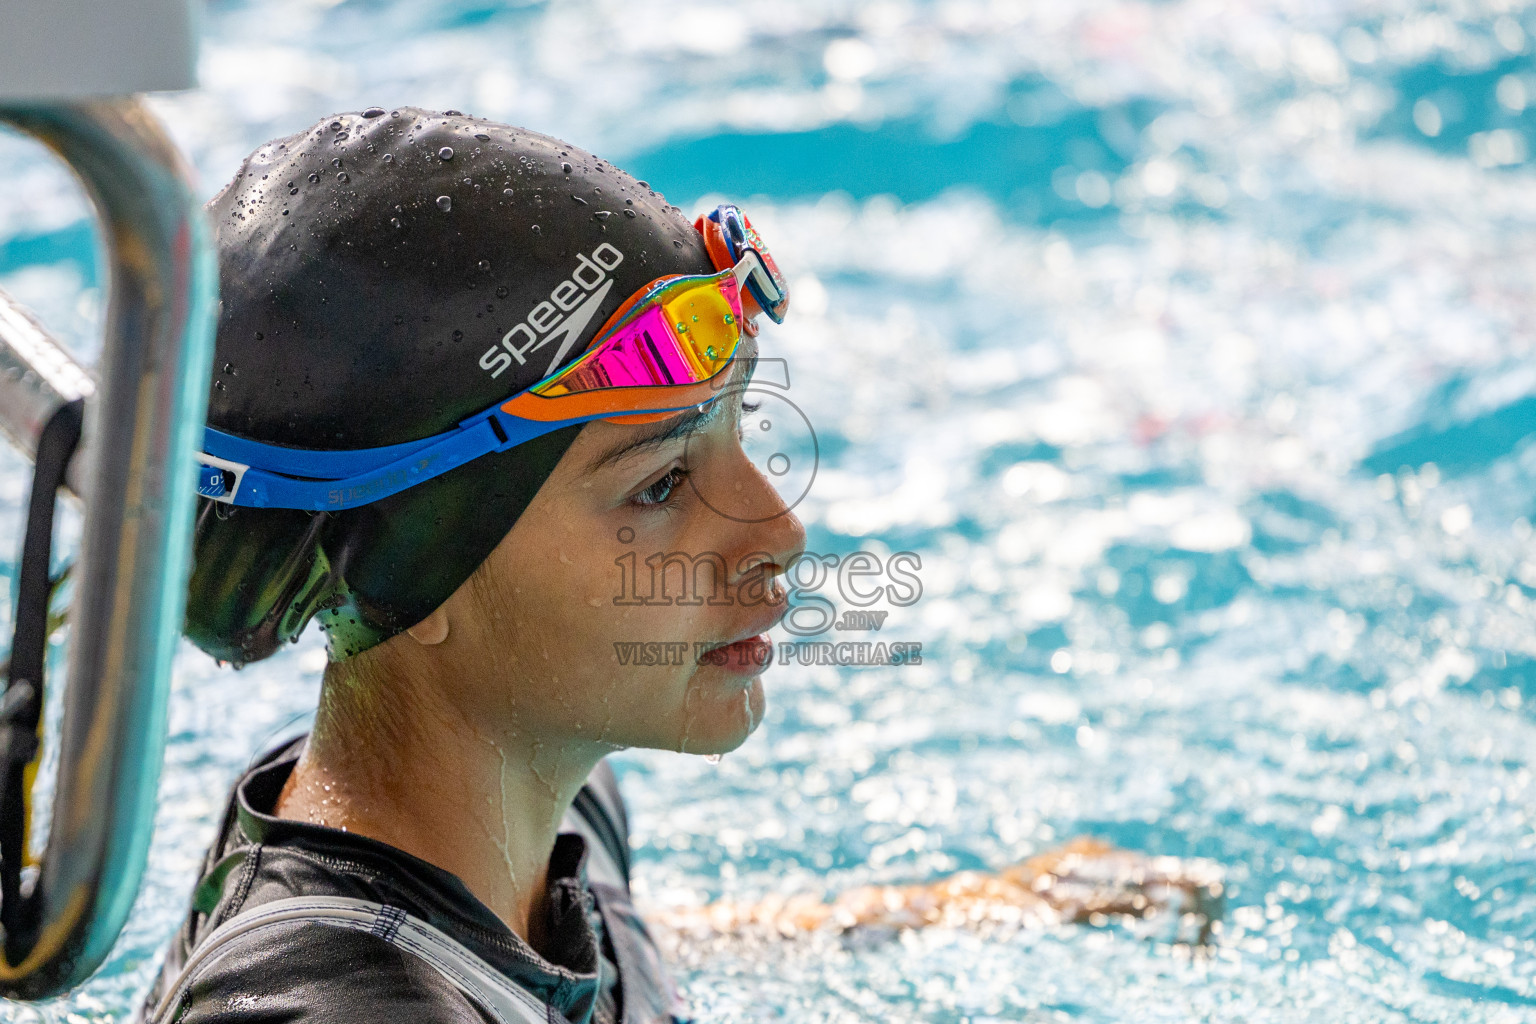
[197,393,709,511]
[197,407,582,510]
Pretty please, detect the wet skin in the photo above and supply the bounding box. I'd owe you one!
[275,348,806,954]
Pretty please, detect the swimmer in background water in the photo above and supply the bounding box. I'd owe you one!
[143,108,1222,1024]
[651,837,1224,954]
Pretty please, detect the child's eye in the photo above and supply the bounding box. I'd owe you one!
[737,396,761,440]
[633,467,689,507]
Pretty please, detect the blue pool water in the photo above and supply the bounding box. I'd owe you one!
[3,1,1536,1020]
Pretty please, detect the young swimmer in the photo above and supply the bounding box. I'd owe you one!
[143,108,1220,1024]
[143,107,796,1024]
[651,838,1224,957]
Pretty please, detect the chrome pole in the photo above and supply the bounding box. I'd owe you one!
[0,286,95,498]
[0,99,215,997]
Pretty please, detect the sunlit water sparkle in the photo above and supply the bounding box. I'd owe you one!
[2,0,1536,1020]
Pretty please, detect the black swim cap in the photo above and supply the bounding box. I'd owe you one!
[186,108,713,664]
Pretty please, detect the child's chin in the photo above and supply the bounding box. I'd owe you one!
[677,676,766,755]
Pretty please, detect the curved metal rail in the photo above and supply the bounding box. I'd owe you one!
[0,99,215,998]
[0,287,95,497]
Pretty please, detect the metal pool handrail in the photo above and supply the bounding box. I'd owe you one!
[0,100,215,998]
[0,285,96,496]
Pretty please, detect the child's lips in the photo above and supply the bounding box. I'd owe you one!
[698,635,773,674]
[698,604,784,673]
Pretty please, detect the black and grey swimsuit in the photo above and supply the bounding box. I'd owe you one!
[139,737,685,1024]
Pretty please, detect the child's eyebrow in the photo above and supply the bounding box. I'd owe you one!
[581,347,758,474]
[584,404,716,474]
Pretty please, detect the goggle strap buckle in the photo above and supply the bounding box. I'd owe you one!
[732,249,785,323]
[196,452,249,504]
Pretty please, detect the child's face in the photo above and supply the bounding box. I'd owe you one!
[433,348,806,756]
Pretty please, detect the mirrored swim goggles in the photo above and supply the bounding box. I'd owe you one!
[195,204,789,511]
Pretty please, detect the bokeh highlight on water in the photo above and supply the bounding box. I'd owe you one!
[3,0,1536,1019]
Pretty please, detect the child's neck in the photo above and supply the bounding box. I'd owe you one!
[273,672,604,959]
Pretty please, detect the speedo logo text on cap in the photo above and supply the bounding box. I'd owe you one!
[478,242,625,380]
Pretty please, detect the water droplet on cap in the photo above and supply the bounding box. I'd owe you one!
[329,121,342,131]
[594,210,612,220]
[362,107,385,118]
[390,217,402,229]
[439,147,454,161]
[332,157,342,168]
[437,195,453,212]
[337,172,349,183]
[475,133,490,141]
[477,259,491,271]
[623,209,636,218]
[307,172,319,183]
[531,224,541,234]
[382,153,394,164]
[561,162,573,173]
[503,188,514,197]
